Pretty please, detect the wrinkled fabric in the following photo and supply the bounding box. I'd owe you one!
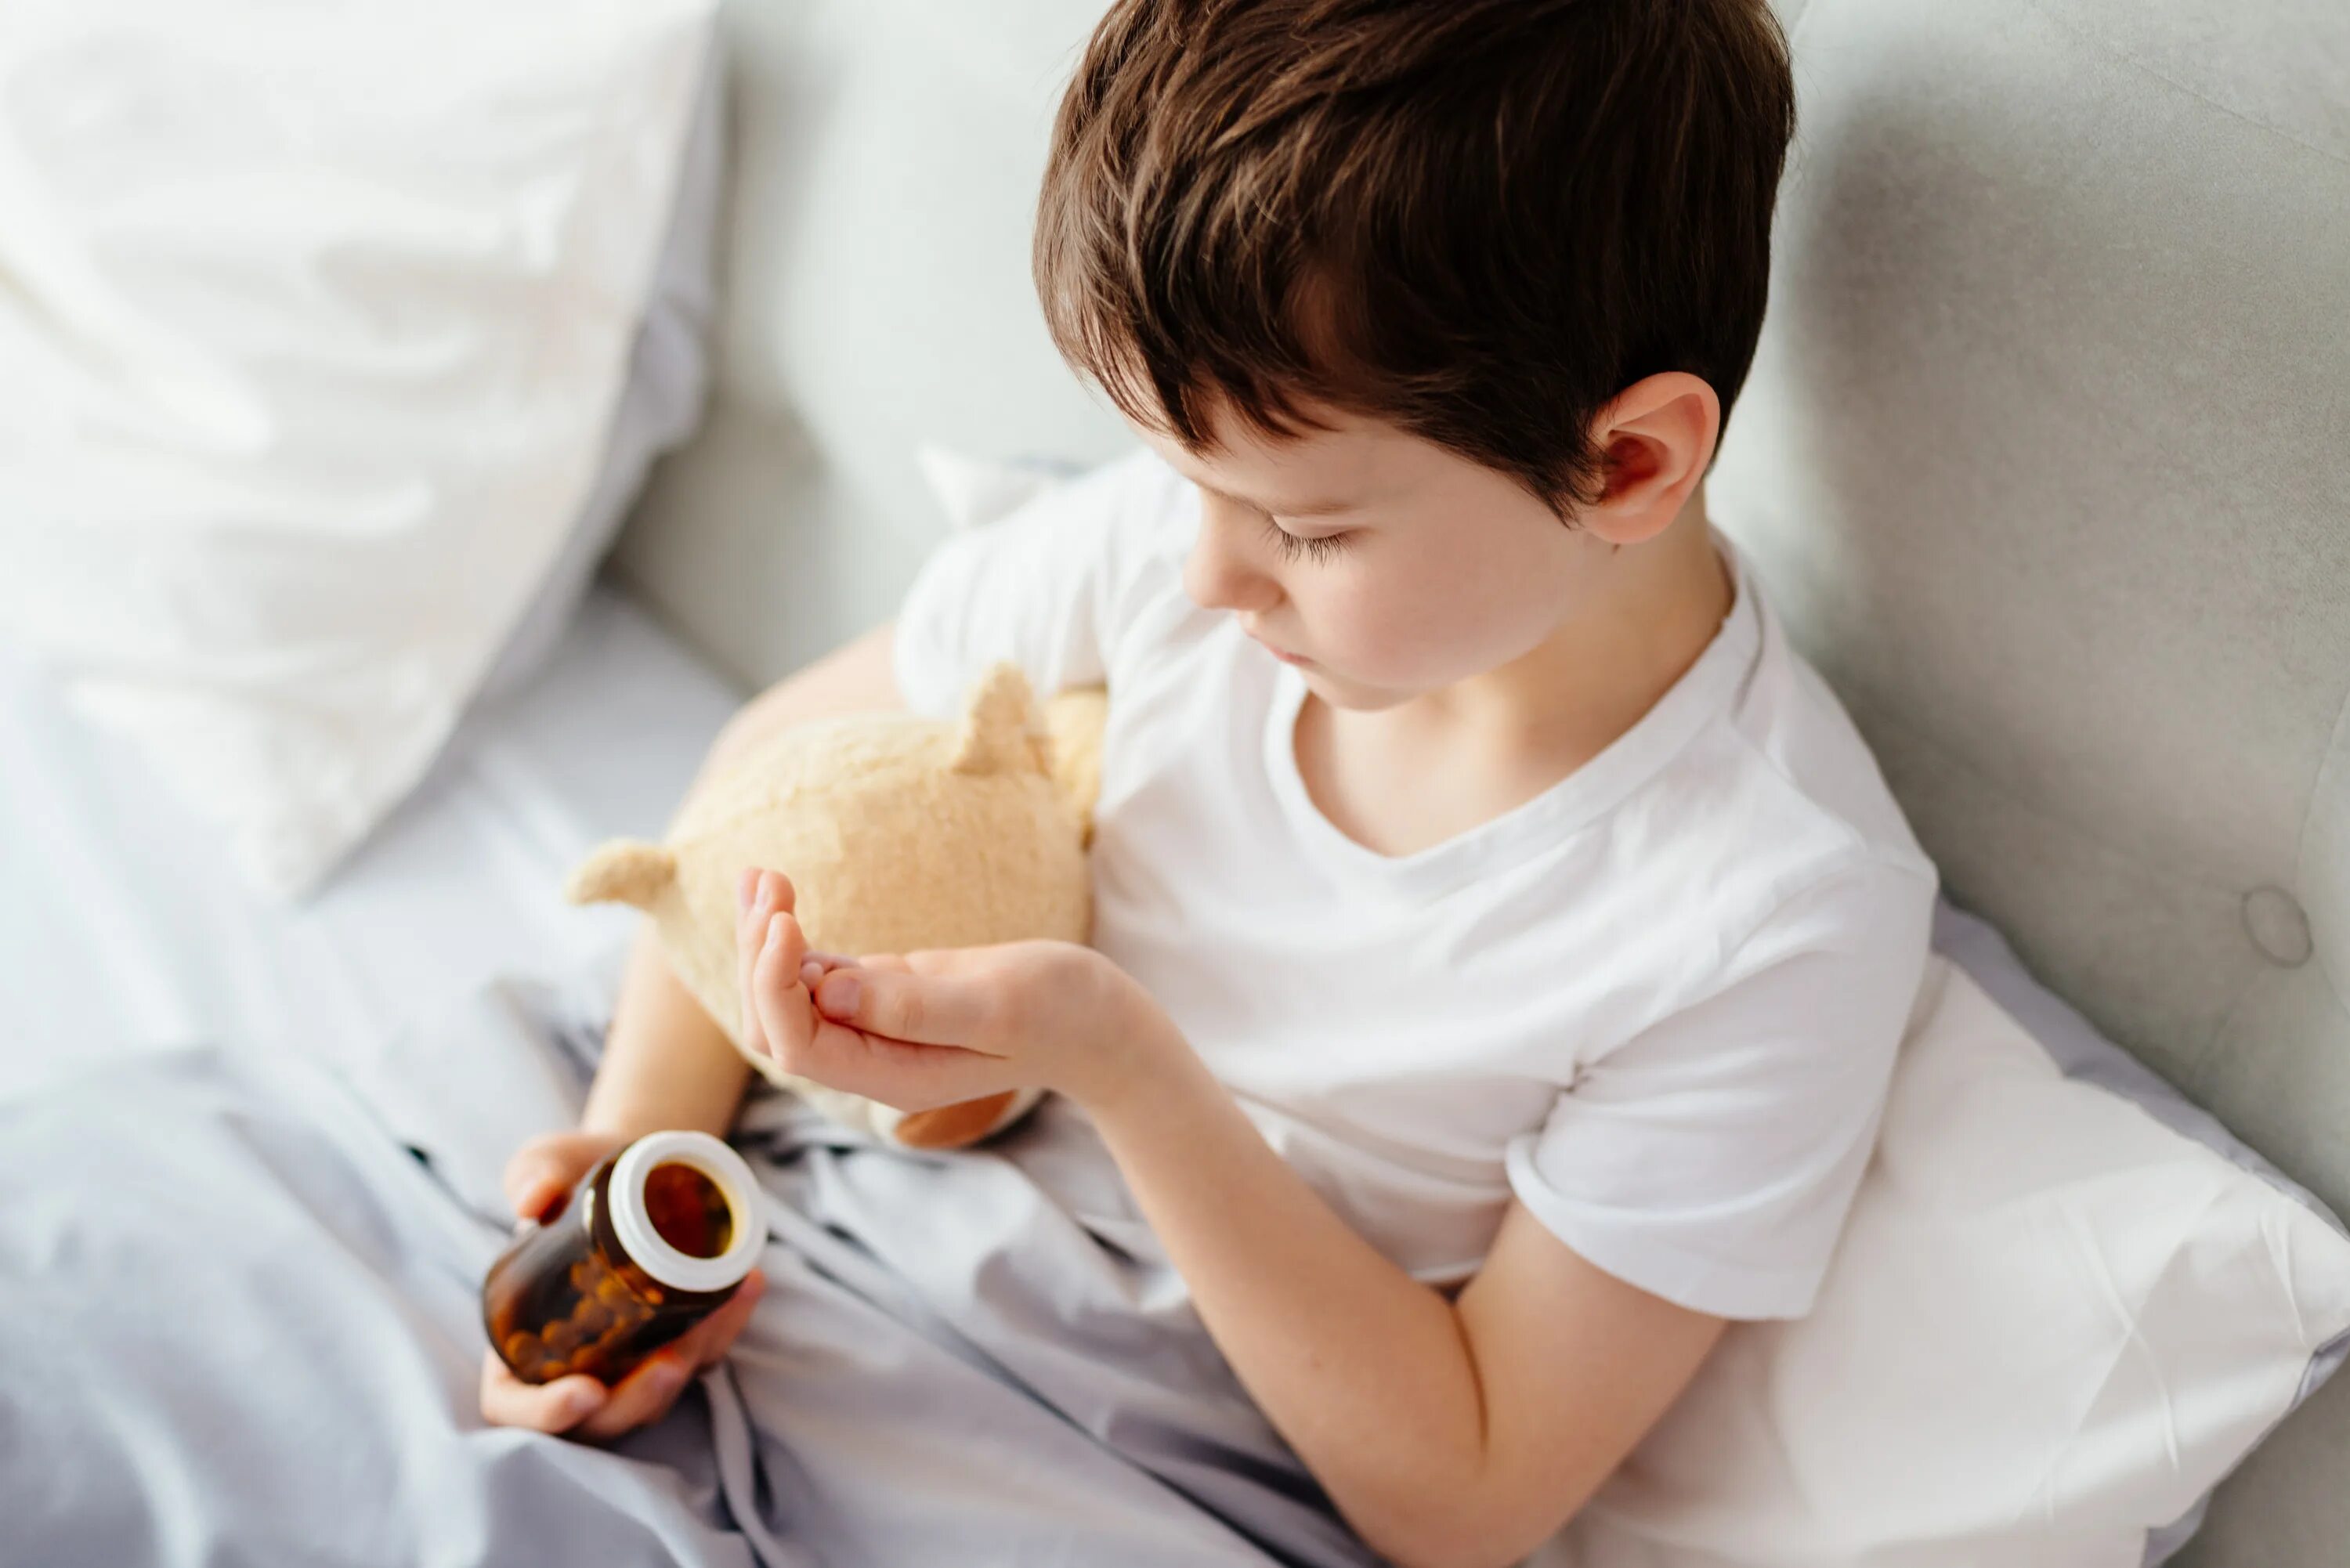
[0,960,1381,1568]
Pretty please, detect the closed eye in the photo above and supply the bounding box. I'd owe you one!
[1260,515,1355,564]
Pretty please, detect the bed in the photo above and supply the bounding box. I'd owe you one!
[0,587,737,1101]
[2,0,2345,1564]
[0,594,1393,1568]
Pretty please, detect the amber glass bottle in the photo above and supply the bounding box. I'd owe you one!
[482,1130,767,1387]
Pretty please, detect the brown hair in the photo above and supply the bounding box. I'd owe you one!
[1034,0,1796,516]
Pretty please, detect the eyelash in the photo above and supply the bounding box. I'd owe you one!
[1260,516,1354,564]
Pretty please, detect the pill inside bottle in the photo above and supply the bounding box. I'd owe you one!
[481,1130,767,1388]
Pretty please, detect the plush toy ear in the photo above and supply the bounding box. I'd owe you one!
[949,663,1050,777]
[565,840,678,909]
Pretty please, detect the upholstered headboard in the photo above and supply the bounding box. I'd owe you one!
[1707,4,2350,1561]
[613,3,2350,1561]
[614,1,1129,687]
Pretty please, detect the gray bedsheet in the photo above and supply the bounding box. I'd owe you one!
[0,953,1385,1567]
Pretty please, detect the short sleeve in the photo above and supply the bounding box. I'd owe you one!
[893,447,1188,718]
[1502,860,1936,1321]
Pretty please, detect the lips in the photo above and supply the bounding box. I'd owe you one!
[1252,634,1308,667]
[1240,620,1311,665]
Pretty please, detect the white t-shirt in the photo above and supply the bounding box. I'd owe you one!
[894,447,1939,1321]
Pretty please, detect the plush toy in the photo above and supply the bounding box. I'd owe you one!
[566,664,1106,1150]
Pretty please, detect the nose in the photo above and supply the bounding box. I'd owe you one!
[1182,493,1282,615]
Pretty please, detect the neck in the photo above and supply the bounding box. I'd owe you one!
[1395,485,1734,757]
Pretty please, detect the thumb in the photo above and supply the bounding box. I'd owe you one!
[501,1131,618,1221]
[505,1167,577,1227]
[811,963,1001,1053]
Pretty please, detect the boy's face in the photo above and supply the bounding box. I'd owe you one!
[1132,399,1621,713]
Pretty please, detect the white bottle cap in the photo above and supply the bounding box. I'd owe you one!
[607,1130,768,1294]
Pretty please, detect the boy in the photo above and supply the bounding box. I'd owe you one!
[486,3,1937,1566]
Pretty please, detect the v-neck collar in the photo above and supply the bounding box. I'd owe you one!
[1260,528,1762,900]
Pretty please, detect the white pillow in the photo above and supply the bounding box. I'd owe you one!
[1540,956,2350,1568]
[0,0,718,898]
[1928,900,2350,1565]
[475,36,726,706]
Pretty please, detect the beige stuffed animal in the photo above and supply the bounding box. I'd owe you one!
[566,664,1106,1149]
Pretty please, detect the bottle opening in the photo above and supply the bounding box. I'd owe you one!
[644,1160,732,1259]
[607,1130,768,1295]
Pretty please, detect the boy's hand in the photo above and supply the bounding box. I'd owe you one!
[476,1127,767,1440]
[501,1128,627,1229]
[736,865,1180,1119]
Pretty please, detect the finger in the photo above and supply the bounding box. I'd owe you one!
[810,964,1002,1052]
[735,868,797,955]
[765,911,808,989]
[798,951,859,988]
[685,1268,767,1371]
[737,867,781,954]
[640,1271,764,1406]
[501,1132,612,1221]
[752,912,815,1068]
[638,1363,698,1429]
[736,877,779,1058]
[504,1154,587,1223]
[479,1350,607,1433]
[509,1172,569,1226]
[577,1346,698,1440]
[796,1013,1018,1111]
[801,952,905,988]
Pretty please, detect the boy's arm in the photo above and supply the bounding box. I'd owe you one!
[1088,1060,1727,1568]
[480,620,906,1440]
[746,930,1733,1568]
[578,620,907,1144]
[761,866,1924,1558]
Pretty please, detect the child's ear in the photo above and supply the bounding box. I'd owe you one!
[1580,371,1721,546]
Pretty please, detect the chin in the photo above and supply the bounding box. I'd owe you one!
[1296,665,1415,713]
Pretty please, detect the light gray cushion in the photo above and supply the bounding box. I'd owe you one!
[611,2,1133,688]
[1712,3,2350,1562]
